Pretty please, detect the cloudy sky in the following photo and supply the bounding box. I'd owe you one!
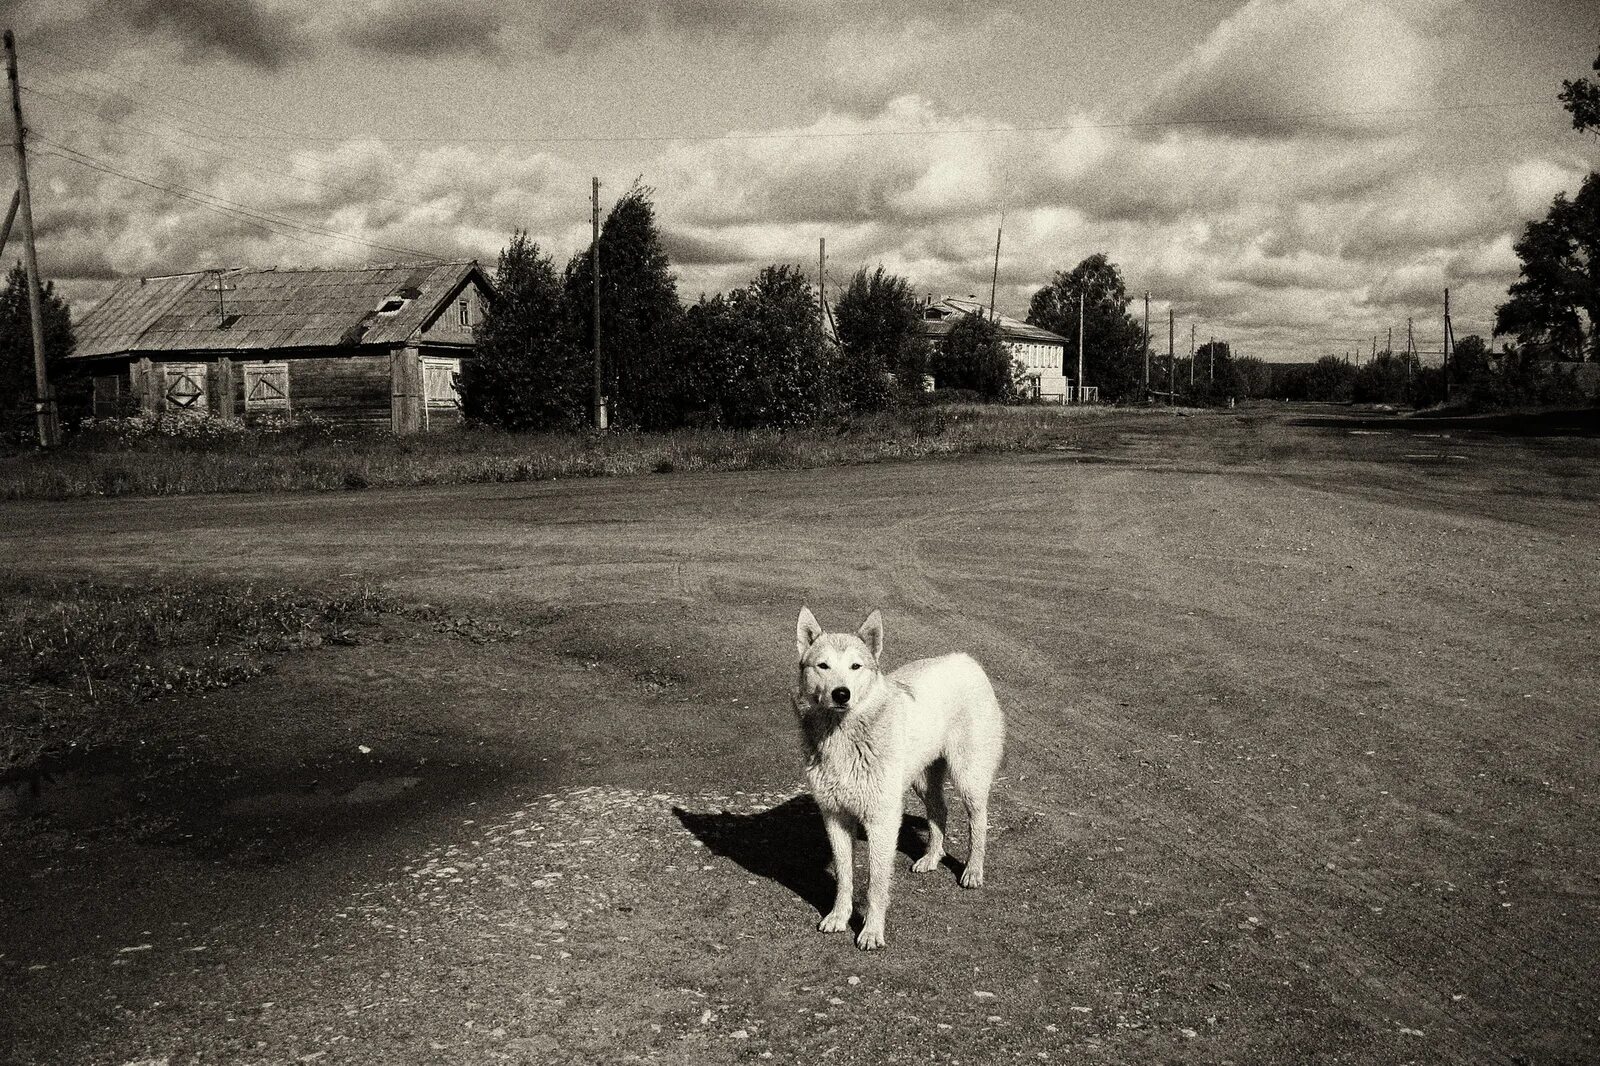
[4,0,1596,361]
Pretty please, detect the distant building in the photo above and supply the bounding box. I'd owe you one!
[69,261,492,433]
[916,297,1071,401]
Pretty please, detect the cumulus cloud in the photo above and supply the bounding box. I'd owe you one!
[1144,0,1440,139]
[100,0,309,69]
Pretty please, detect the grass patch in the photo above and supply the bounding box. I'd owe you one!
[0,404,1140,500]
[0,577,397,779]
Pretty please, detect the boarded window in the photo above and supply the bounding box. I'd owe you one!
[93,374,124,417]
[423,357,461,409]
[162,362,209,414]
[243,361,291,413]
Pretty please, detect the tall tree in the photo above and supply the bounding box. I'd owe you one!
[712,265,833,428]
[1026,254,1145,402]
[0,262,77,432]
[563,184,684,428]
[1495,49,1600,362]
[460,232,586,430]
[1494,173,1599,361]
[832,265,929,410]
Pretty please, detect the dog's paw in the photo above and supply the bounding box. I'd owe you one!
[818,909,852,934]
[959,866,985,889]
[856,926,887,951]
[910,852,944,873]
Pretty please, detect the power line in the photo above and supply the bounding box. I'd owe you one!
[35,146,361,260]
[38,139,443,261]
[182,99,1555,146]
[21,84,529,232]
[9,34,1551,149]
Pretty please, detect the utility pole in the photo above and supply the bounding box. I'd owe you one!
[1168,309,1174,403]
[818,237,827,338]
[5,31,57,447]
[1189,324,1195,387]
[1406,316,1415,382]
[591,177,603,430]
[988,222,1001,321]
[1443,287,1454,395]
[1076,286,1084,403]
[1142,291,1150,395]
[1386,326,1392,357]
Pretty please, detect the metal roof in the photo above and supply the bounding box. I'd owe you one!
[916,298,1069,346]
[70,261,490,360]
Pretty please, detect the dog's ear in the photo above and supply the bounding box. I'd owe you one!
[857,609,884,660]
[796,606,823,659]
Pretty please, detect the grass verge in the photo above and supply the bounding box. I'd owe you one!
[0,577,398,780]
[0,404,1136,500]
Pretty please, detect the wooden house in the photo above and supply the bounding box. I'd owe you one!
[69,261,492,433]
[917,297,1072,401]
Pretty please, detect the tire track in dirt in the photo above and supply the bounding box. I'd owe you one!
[857,469,1582,1063]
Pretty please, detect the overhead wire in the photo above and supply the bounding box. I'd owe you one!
[21,83,522,232]
[37,137,443,261]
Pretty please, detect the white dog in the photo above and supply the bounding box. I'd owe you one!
[792,607,1006,950]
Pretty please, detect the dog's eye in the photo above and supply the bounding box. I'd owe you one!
[816,662,829,670]
[850,663,861,670]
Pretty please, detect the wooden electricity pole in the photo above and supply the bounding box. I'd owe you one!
[1168,309,1174,403]
[1076,287,1084,403]
[5,31,57,447]
[988,223,1001,321]
[1443,287,1455,394]
[591,177,604,430]
[1142,291,1150,394]
[1189,324,1195,387]
[818,237,827,337]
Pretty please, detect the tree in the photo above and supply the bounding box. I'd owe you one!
[1558,47,1600,136]
[0,262,78,434]
[1494,173,1599,362]
[1183,340,1235,404]
[693,264,833,428]
[563,184,684,428]
[459,232,586,430]
[1450,334,1492,383]
[832,266,929,411]
[1026,254,1146,403]
[1303,355,1356,402]
[931,311,1016,401]
[1232,355,1273,399]
[1495,49,1600,363]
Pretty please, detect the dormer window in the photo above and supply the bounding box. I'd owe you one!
[377,297,407,314]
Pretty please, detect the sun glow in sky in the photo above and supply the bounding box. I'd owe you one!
[4,0,1595,360]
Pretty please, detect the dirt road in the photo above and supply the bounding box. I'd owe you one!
[2,406,1597,1064]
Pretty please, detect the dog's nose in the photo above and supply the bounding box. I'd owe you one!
[831,686,851,706]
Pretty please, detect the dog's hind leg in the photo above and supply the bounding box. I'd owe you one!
[910,759,948,873]
[818,809,855,934]
[950,763,992,889]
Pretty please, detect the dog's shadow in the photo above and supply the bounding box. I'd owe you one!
[672,795,964,917]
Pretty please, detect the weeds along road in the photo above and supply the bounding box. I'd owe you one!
[2,406,1598,1065]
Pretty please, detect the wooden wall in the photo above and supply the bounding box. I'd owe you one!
[419,278,487,346]
[291,354,391,424]
[104,347,469,431]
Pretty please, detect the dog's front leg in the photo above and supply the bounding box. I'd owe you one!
[856,807,900,950]
[818,809,855,933]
